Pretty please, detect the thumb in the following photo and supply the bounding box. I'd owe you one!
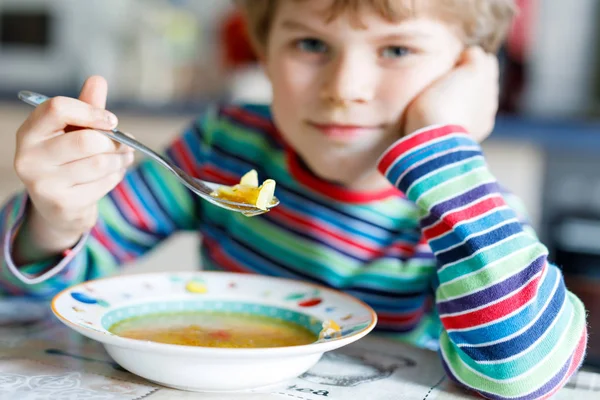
[78,75,108,109]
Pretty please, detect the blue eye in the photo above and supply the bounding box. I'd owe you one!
[381,46,411,58]
[296,38,328,54]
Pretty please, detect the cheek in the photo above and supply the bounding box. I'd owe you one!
[269,57,317,105]
[378,53,459,112]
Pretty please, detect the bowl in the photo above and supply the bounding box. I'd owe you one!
[51,272,377,392]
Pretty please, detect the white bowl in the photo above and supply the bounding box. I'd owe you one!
[51,272,377,392]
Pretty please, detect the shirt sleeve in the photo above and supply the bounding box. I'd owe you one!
[0,112,215,298]
[378,124,587,399]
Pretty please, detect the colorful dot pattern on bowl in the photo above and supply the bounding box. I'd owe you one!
[54,272,375,343]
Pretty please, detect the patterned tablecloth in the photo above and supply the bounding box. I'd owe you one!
[0,299,598,400]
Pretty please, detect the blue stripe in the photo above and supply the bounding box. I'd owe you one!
[461,280,566,361]
[185,123,207,163]
[276,190,398,244]
[435,221,524,265]
[429,208,515,250]
[438,234,538,283]
[98,218,153,259]
[448,266,559,345]
[407,156,486,200]
[127,169,176,235]
[398,150,483,194]
[106,190,162,242]
[207,140,410,236]
[420,182,501,228]
[202,226,305,280]
[385,136,476,186]
[438,255,545,315]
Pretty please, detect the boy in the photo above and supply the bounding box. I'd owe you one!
[0,0,587,398]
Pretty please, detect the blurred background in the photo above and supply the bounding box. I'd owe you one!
[1,0,600,366]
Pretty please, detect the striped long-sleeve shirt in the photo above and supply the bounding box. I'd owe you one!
[0,104,587,399]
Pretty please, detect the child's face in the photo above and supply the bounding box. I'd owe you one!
[264,0,464,188]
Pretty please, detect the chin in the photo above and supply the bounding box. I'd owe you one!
[304,156,370,185]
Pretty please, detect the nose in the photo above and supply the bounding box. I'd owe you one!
[320,52,375,106]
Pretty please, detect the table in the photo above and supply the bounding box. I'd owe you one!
[0,299,598,400]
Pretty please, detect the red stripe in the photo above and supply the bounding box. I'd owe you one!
[172,138,198,175]
[221,106,282,141]
[270,206,384,257]
[394,242,416,254]
[423,195,505,239]
[377,309,425,324]
[199,165,240,185]
[287,149,401,204]
[378,125,467,175]
[441,265,545,330]
[203,236,252,274]
[113,185,150,231]
[90,225,133,263]
[221,105,401,203]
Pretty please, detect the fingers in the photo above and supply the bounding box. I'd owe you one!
[70,168,129,203]
[61,152,134,185]
[40,129,133,165]
[21,96,118,146]
[79,75,109,109]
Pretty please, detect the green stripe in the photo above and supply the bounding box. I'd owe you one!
[407,157,486,200]
[417,168,496,210]
[143,160,196,229]
[99,197,156,246]
[440,293,585,396]
[449,271,568,379]
[437,242,545,300]
[437,233,540,286]
[208,210,359,282]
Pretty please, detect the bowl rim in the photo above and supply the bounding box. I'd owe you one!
[51,271,378,358]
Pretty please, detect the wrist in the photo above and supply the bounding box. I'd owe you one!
[13,206,87,265]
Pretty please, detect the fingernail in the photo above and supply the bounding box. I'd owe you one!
[105,112,118,127]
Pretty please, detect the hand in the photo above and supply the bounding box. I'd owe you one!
[404,46,500,142]
[13,76,134,258]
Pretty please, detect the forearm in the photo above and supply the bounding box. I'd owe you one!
[12,203,85,265]
[378,125,587,399]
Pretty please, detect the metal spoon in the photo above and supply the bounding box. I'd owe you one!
[18,91,279,217]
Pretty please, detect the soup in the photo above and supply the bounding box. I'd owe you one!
[109,311,318,348]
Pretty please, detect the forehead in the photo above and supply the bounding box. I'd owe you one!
[277,0,457,26]
[272,0,462,39]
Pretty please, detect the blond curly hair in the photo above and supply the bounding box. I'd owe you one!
[235,0,516,54]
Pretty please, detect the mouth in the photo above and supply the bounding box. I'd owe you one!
[306,121,384,140]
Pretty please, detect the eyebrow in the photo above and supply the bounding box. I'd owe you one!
[378,32,433,41]
[280,19,433,41]
[280,20,321,34]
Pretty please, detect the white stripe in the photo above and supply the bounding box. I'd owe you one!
[438,231,536,276]
[458,268,560,348]
[393,143,480,187]
[427,205,512,242]
[420,192,501,231]
[440,264,546,318]
[376,124,447,173]
[433,217,521,256]
[440,305,575,390]
[414,164,489,205]
[437,243,545,302]
[406,155,486,196]
[416,175,498,220]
